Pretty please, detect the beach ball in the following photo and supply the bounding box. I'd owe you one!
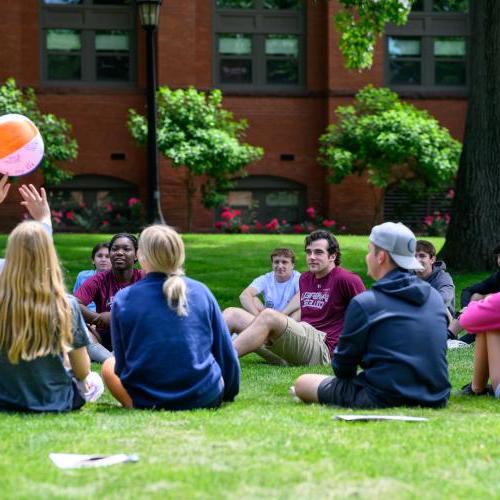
[0,114,44,176]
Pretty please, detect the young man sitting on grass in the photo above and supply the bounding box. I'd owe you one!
[233,230,365,366]
[293,222,451,409]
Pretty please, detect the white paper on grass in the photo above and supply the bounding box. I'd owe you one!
[334,415,429,422]
[49,453,138,469]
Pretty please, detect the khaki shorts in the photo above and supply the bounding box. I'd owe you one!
[267,317,331,366]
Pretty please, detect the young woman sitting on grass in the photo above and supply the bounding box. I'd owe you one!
[102,225,240,410]
[459,292,500,398]
[75,233,144,357]
[0,220,102,412]
[73,242,111,312]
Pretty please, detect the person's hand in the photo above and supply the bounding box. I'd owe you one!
[92,312,111,329]
[0,175,10,204]
[19,184,51,224]
[87,324,102,344]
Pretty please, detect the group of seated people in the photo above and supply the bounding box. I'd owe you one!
[0,174,498,414]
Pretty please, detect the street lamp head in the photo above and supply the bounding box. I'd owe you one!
[136,0,162,28]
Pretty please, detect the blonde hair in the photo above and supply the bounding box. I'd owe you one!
[0,221,73,363]
[139,225,188,316]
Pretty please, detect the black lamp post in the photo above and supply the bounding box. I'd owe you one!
[136,0,164,224]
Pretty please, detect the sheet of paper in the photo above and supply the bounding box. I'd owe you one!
[334,415,429,422]
[49,453,138,469]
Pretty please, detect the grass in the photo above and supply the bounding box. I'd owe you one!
[0,233,499,499]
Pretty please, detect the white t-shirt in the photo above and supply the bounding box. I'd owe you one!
[250,271,300,312]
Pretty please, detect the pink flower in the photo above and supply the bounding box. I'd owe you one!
[306,207,316,219]
[105,203,113,212]
[51,210,63,218]
[265,218,279,231]
[293,224,305,233]
[215,221,227,230]
[446,189,455,199]
[240,224,250,233]
[221,210,235,221]
[444,213,451,224]
[282,219,287,225]
[65,210,75,221]
[232,209,241,216]
[128,197,141,207]
[322,219,336,228]
[255,221,263,230]
[423,215,434,226]
[102,220,110,226]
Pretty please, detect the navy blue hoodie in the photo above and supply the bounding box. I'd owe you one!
[111,273,240,410]
[333,268,450,408]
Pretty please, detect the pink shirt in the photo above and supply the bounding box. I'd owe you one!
[300,267,365,353]
[459,292,500,333]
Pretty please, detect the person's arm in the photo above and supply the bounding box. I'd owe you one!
[74,277,102,325]
[459,292,500,333]
[239,286,264,315]
[332,299,370,378]
[435,275,456,316]
[460,273,500,308]
[210,293,240,402]
[281,291,300,317]
[68,347,91,381]
[0,175,11,204]
[67,297,91,381]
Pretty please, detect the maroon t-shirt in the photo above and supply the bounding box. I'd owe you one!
[75,269,145,314]
[300,267,365,354]
[75,269,145,350]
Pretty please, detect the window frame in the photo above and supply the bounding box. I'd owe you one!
[39,0,137,87]
[385,0,469,92]
[213,0,306,92]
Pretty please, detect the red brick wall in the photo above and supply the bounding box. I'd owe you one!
[0,0,468,234]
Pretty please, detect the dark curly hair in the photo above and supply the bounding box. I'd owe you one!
[304,230,341,266]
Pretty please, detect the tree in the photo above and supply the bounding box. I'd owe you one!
[0,78,77,185]
[333,0,498,270]
[128,87,263,230]
[318,85,461,223]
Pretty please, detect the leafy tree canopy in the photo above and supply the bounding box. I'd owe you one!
[334,0,413,69]
[318,85,461,195]
[128,87,263,215]
[0,78,77,184]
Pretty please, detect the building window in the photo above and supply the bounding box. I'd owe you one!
[214,0,305,90]
[385,0,468,89]
[222,175,306,224]
[40,0,136,84]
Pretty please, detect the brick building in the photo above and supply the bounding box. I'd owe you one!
[0,0,468,232]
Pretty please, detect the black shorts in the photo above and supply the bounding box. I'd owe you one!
[317,376,378,409]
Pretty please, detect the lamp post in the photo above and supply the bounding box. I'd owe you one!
[136,0,164,224]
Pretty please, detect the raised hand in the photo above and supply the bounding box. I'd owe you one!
[0,175,10,204]
[19,184,51,224]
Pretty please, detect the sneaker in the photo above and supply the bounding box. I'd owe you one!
[447,339,470,349]
[460,382,494,396]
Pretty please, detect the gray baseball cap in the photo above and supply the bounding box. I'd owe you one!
[369,222,423,271]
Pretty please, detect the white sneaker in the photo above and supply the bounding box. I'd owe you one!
[447,339,470,349]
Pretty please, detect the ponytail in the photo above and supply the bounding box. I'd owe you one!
[162,270,188,317]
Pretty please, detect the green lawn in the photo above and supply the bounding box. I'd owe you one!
[0,234,498,499]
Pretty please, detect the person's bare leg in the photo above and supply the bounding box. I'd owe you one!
[102,357,133,408]
[223,307,255,334]
[485,331,500,390]
[472,333,489,393]
[293,374,330,403]
[290,309,301,321]
[233,308,287,357]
